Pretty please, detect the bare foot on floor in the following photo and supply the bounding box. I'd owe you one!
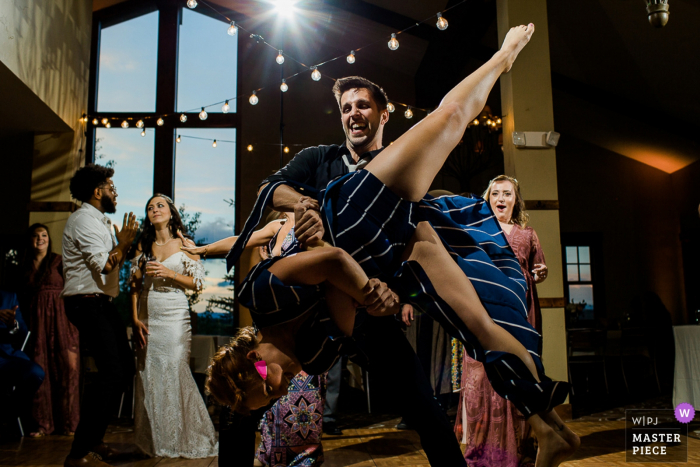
[501,23,535,72]
[535,424,575,467]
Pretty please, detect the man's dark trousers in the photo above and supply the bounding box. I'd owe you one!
[65,295,134,458]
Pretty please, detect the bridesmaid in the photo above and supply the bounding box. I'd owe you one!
[455,175,548,467]
[22,223,80,437]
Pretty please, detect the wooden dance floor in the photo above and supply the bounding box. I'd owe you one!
[1,416,698,467]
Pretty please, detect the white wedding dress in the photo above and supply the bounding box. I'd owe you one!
[132,252,218,458]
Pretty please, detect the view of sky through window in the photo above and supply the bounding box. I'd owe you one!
[177,8,238,113]
[95,128,155,225]
[175,128,237,314]
[96,8,238,328]
[97,11,159,112]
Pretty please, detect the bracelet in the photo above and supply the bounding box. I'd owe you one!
[203,247,208,259]
[173,273,178,281]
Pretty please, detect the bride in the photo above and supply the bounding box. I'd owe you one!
[129,194,218,458]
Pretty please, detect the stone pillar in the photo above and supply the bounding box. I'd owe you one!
[497,0,569,398]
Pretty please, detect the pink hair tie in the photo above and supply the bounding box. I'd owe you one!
[254,360,267,380]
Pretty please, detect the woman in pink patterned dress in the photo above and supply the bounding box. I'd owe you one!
[22,223,80,437]
[455,175,548,467]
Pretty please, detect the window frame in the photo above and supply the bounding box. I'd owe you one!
[87,0,244,323]
[87,0,243,200]
[561,232,606,326]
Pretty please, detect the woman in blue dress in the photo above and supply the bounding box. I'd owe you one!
[206,24,579,467]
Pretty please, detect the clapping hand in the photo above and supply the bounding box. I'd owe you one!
[532,263,548,283]
[114,212,139,246]
[0,306,17,327]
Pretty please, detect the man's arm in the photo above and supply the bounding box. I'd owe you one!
[259,148,325,246]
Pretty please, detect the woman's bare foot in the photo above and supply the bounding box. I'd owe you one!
[541,409,581,458]
[501,23,535,72]
[535,423,574,467]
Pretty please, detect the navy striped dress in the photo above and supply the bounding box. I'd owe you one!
[228,174,568,418]
[234,200,367,376]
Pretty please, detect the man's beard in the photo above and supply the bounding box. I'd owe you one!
[101,196,117,214]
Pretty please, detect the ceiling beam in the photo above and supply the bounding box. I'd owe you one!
[314,0,439,42]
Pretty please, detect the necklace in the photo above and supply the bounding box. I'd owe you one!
[155,236,174,246]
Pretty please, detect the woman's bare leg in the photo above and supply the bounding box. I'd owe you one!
[267,248,372,305]
[365,24,534,201]
[403,222,577,466]
[325,284,356,336]
[403,222,539,378]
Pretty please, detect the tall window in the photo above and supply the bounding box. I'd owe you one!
[97,11,159,112]
[95,128,155,225]
[175,129,236,335]
[90,3,240,329]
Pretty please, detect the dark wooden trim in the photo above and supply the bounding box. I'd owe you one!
[525,200,559,210]
[86,9,101,165]
[318,0,438,43]
[27,201,79,213]
[152,1,180,197]
[539,297,566,308]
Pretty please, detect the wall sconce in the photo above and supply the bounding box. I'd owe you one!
[512,131,560,148]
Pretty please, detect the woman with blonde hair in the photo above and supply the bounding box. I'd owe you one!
[455,175,548,467]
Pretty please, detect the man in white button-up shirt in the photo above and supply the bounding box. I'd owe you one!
[61,164,139,467]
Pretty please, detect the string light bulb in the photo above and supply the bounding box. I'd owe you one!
[436,13,448,30]
[249,91,259,105]
[92,118,99,125]
[387,102,395,113]
[486,119,492,126]
[222,100,230,113]
[496,118,502,124]
[199,107,208,120]
[280,79,288,92]
[136,120,144,128]
[180,114,187,123]
[347,51,356,64]
[157,117,164,126]
[311,67,321,81]
[227,21,237,36]
[388,33,399,50]
[187,0,197,8]
[247,144,253,152]
[105,122,111,128]
[284,146,290,153]
[212,139,217,148]
[121,120,129,128]
[101,118,108,125]
[176,135,181,143]
[276,50,285,65]
[404,107,413,119]
[472,119,479,126]
[141,128,146,137]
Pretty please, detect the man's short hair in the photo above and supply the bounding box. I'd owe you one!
[69,163,115,203]
[332,76,389,111]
